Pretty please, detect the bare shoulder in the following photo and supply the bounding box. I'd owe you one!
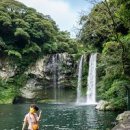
[23,113,29,122]
[34,113,38,117]
[25,113,29,117]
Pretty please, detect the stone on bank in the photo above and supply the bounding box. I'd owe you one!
[96,100,114,111]
[112,111,130,130]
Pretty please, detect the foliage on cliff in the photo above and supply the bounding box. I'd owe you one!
[0,0,85,103]
[79,0,130,109]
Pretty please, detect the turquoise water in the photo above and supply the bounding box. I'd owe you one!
[0,104,120,130]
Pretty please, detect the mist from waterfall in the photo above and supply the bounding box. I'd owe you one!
[87,53,97,104]
[76,55,84,104]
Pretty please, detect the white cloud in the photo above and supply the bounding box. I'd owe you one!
[17,0,79,37]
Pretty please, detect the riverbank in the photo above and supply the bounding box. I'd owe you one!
[112,111,130,130]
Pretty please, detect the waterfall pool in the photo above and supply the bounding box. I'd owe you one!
[0,104,120,130]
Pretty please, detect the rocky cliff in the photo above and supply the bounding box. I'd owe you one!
[21,53,78,100]
[0,53,79,102]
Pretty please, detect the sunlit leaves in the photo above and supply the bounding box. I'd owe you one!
[5,49,22,59]
[13,19,29,29]
[79,2,116,49]
[23,43,41,54]
[114,0,130,28]
[15,28,30,39]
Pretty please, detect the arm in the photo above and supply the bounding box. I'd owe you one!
[22,121,27,130]
[22,115,27,130]
[37,110,42,121]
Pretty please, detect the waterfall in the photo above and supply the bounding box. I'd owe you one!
[87,53,97,104]
[76,55,84,104]
[52,54,58,100]
[52,54,62,102]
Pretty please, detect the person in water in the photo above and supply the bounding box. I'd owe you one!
[22,104,42,130]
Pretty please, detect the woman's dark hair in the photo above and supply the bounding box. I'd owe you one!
[30,104,39,111]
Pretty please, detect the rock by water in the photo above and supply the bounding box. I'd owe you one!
[96,100,114,111]
[112,111,130,130]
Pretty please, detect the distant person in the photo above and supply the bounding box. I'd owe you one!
[22,104,42,130]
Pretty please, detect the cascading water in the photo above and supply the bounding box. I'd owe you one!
[52,54,58,100]
[52,54,63,102]
[52,53,97,104]
[76,55,84,104]
[56,54,62,101]
[87,53,97,104]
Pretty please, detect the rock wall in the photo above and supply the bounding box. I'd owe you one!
[0,57,17,79]
[21,53,78,99]
[0,53,80,101]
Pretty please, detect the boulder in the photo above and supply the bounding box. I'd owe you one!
[116,111,130,123]
[96,100,109,110]
[112,111,130,130]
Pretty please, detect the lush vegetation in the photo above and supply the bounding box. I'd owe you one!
[79,0,130,110]
[0,0,85,103]
[0,0,83,58]
[1,0,130,110]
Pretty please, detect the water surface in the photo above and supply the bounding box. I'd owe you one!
[0,104,120,130]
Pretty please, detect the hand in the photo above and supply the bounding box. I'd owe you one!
[39,110,42,114]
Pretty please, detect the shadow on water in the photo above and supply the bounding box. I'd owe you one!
[0,103,121,130]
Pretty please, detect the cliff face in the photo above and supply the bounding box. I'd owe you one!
[0,53,78,102]
[21,53,77,100]
[0,58,17,80]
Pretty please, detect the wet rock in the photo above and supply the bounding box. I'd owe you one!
[20,79,43,99]
[21,53,77,100]
[96,100,109,110]
[116,111,130,123]
[25,53,77,88]
[112,111,130,130]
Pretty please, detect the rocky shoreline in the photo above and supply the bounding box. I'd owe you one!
[95,100,130,130]
[112,111,130,130]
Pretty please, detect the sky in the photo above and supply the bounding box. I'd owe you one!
[17,0,93,37]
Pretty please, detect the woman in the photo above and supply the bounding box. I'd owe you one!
[22,104,42,130]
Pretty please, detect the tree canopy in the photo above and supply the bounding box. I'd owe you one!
[79,0,130,109]
[0,0,83,58]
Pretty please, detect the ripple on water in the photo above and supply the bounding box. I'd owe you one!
[0,104,120,130]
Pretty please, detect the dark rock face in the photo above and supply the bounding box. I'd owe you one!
[12,96,38,104]
[0,53,79,102]
[21,53,78,99]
